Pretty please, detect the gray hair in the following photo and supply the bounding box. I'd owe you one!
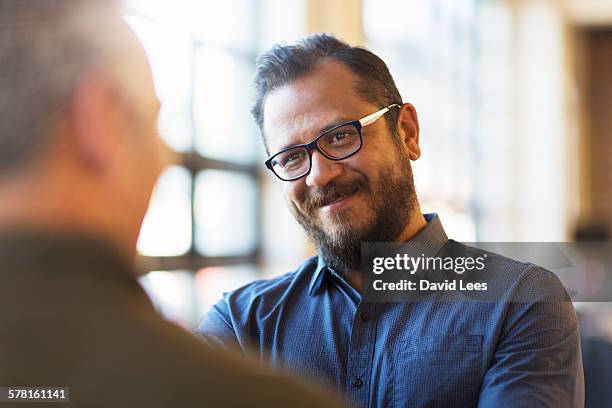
[0,0,121,171]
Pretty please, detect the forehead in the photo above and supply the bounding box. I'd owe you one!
[262,60,371,152]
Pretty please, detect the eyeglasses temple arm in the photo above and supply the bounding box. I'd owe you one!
[359,104,402,127]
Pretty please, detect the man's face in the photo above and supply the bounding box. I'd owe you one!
[262,60,418,272]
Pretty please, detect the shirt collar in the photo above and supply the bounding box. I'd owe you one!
[308,213,448,296]
[308,255,330,296]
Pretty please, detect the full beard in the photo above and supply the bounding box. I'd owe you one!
[291,150,417,275]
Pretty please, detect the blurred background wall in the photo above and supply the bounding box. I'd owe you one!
[123,0,611,402]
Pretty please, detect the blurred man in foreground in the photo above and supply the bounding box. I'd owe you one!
[0,2,341,407]
[198,34,584,407]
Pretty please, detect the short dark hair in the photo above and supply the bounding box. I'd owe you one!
[251,34,403,148]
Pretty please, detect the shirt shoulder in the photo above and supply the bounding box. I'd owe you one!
[221,256,318,310]
[197,257,319,339]
[446,240,571,302]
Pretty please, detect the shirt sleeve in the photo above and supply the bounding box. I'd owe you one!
[477,266,585,408]
[196,298,241,350]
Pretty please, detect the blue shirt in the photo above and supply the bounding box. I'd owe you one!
[198,214,584,407]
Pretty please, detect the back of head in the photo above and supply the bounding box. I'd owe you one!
[0,0,121,171]
[0,0,165,254]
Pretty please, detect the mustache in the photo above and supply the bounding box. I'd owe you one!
[299,175,370,213]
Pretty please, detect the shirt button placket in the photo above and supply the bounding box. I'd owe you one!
[346,304,375,407]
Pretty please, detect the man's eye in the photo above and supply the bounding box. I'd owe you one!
[285,152,303,163]
[276,151,306,168]
[328,130,356,144]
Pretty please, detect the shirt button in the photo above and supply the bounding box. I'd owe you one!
[352,378,363,388]
[360,312,370,322]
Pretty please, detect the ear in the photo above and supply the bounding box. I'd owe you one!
[396,103,421,160]
[65,73,122,174]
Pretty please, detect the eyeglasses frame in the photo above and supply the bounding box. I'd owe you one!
[264,103,402,181]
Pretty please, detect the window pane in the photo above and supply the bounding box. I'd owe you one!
[364,0,433,44]
[139,270,196,328]
[126,15,194,152]
[189,0,257,52]
[194,170,257,256]
[363,0,477,228]
[138,166,192,256]
[127,0,256,52]
[195,265,258,316]
[193,47,261,164]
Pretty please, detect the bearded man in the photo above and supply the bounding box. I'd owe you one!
[198,34,583,408]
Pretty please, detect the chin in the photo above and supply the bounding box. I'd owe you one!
[323,215,369,238]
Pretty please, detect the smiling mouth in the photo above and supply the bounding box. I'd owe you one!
[319,187,360,210]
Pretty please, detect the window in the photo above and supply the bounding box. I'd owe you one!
[363,0,480,241]
[125,0,264,328]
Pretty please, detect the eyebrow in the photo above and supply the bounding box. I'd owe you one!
[274,116,354,153]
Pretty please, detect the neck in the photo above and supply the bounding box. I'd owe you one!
[0,174,137,261]
[345,209,428,293]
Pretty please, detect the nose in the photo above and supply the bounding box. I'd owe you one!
[305,150,342,188]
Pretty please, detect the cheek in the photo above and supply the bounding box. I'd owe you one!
[149,135,166,178]
[282,182,305,209]
[343,156,377,188]
[139,120,164,167]
[123,132,162,197]
[357,140,398,176]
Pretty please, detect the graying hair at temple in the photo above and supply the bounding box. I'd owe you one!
[0,0,121,171]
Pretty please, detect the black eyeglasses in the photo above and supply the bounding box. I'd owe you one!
[264,104,401,181]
